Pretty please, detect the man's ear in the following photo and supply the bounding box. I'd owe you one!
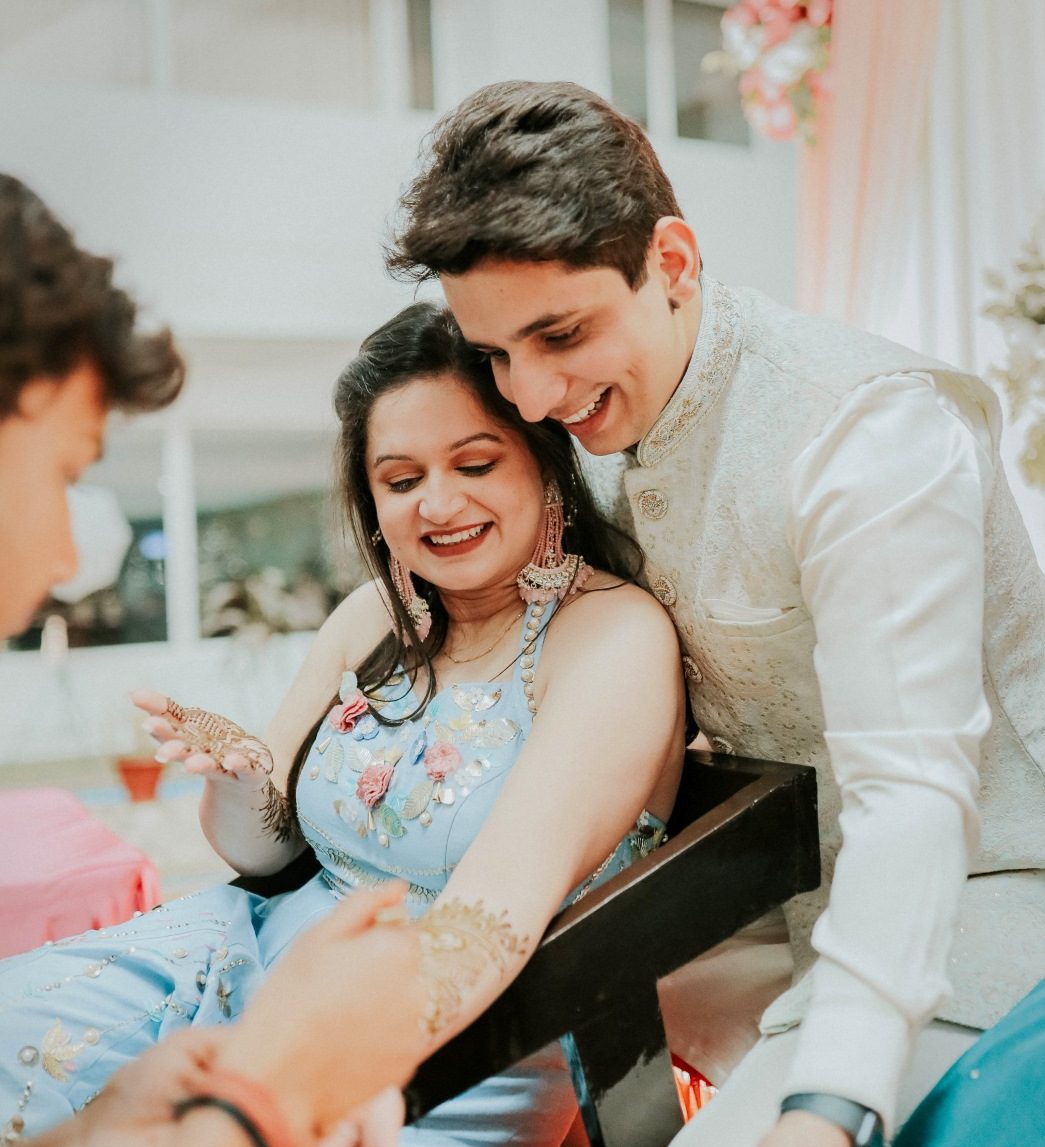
[649,217,701,307]
[13,376,62,422]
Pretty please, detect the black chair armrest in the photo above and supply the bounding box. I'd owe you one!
[405,750,819,1147]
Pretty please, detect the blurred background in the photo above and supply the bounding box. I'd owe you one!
[0,0,1041,801]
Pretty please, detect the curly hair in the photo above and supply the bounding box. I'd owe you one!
[387,80,682,289]
[0,174,184,418]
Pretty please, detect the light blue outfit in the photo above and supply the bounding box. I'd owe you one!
[0,601,665,1144]
[893,977,1045,1147]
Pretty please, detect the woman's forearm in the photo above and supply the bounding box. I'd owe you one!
[198,778,305,876]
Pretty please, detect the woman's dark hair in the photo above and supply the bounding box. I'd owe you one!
[287,301,643,811]
[0,174,183,418]
[387,81,682,290]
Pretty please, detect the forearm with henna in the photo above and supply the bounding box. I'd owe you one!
[413,897,529,1042]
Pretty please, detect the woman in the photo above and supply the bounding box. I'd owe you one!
[1,302,685,1145]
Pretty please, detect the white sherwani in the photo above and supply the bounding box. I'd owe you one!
[584,277,1045,1127]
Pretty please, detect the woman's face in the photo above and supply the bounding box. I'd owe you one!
[365,373,546,597]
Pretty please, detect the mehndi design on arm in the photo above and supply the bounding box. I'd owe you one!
[414,898,528,1037]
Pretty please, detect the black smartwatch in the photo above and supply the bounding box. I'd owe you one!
[780,1093,884,1147]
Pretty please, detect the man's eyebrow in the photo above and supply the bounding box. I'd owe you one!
[512,311,579,341]
[373,433,502,466]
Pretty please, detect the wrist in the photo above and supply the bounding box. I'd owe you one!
[780,1093,884,1147]
[172,1104,259,1147]
[172,1066,305,1147]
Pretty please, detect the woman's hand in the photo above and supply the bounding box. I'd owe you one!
[132,689,274,791]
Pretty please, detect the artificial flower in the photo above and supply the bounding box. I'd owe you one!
[356,761,394,808]
[711,0,832,142]
[328,690,369,733]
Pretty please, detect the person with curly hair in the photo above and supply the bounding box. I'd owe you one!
[0,176,421,1147]
[0,174,183,638]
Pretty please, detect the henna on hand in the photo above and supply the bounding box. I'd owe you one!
[163,700,274,777]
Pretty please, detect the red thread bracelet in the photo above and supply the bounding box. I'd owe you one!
[175,1066,299,1147]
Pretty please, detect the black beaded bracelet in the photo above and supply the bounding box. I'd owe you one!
[172,1095,270,1147]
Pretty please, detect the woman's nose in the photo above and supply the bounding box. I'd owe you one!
[418,485,468,524]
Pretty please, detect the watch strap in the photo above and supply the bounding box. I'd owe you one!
[780,1092,884,1146]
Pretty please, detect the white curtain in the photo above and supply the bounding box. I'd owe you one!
[800,0,1045,563]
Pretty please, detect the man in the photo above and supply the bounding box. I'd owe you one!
[0,174,416,1147]
[388,81,1045,1147]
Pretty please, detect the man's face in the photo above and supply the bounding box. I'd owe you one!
[0,361,107,639]
[442,253,695,455]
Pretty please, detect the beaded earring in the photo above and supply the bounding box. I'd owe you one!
[516,480,594,604]
[389,554,432,640]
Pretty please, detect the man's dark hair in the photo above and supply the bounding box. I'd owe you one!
[0,174,184,418]
[387,80,682,289]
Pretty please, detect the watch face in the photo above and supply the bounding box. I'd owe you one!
[855,1109,883,1147]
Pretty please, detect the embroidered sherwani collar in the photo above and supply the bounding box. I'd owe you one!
[636,276,743,468]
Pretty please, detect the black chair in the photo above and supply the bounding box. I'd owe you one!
[405,750,819,1147]
[237,749,819,1147]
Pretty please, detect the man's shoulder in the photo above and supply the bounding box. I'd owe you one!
[729,282,957,379]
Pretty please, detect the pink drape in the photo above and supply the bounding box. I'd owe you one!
[797,0,942,322]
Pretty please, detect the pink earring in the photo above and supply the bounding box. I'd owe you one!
[516,481,593,604]
[390,555,432,640]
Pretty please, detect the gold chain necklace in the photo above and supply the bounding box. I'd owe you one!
[444,608,526,665]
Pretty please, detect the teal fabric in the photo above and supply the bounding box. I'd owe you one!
[894,977,1045,1146]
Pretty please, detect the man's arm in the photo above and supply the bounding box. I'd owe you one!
[771,373,991,1140]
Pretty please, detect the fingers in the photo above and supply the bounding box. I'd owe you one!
[359,1087,405,1146]
[130,688,171,717]
[316,1087,405,1147]
[142,716,179,743]
[183,751,223,774]
[318,884,410,939]
[154,739,190,764]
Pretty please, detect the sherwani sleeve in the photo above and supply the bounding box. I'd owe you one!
[782,372,994,1131]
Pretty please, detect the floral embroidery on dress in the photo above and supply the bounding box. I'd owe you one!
[41,1021,83,1083]
[329,678,517,844]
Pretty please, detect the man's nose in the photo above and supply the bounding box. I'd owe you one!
[506,359,569,423]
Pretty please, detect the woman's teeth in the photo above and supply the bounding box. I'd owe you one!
[427,525,486,546]
[561,389,607,425]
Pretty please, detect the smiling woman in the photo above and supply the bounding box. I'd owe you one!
[0,301,687,1147]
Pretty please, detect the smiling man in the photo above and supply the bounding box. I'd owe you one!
[388,81,1045,1147]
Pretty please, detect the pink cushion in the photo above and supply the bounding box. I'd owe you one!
[0,787,160,958]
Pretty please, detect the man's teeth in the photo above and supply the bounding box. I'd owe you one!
[561,390,606,425]
[428,525,486,546]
